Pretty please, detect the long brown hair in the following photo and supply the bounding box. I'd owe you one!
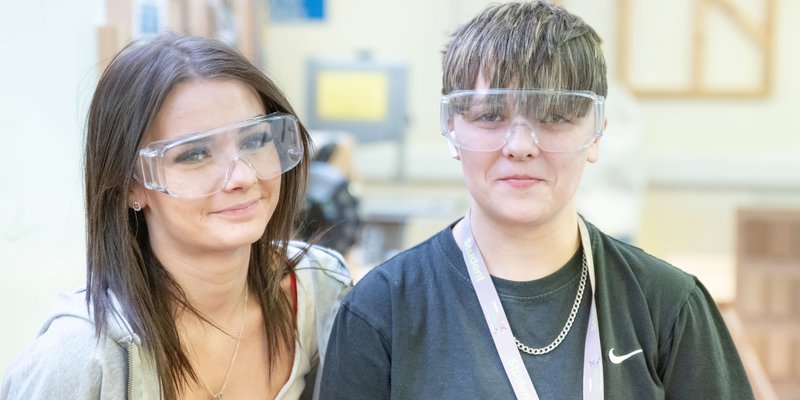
[84,33,310,398]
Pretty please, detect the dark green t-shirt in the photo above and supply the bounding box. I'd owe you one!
[495,247,588,399]
[320,220,754,400]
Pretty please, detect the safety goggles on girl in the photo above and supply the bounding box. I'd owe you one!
[134,113,303,198]
[441,89,605,153]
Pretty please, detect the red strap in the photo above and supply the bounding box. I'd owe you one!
[290,270,298,319]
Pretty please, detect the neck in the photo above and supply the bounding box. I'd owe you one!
[456,207,581,281]
[157,246,251,320]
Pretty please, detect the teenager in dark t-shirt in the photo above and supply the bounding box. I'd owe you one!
[320,1,755,399]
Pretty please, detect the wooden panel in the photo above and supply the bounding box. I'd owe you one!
[617,0,776,99]
[720,307,779,400]
[738,209,800,263]
[98,0,264,70]
[735,208,800,399]
[765,335,792,379]
[769,277,793,318]
[738,268,766,317]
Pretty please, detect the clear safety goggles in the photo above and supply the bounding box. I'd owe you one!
[134,113,303,198]
[440,89,605,153]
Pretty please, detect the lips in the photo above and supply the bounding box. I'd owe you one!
[498,174,544,188]
[501,174,537,180]
[213,199,259,215]
[499,174,543,182]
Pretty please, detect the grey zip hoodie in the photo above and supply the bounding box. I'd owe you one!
[0,288,161,399]
[0,243,352,399]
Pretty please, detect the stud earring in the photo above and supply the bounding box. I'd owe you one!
[132,201,142,212]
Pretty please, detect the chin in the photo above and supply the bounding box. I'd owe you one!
[497,200,546,217]
[506,213,546,226]
[208,235,262,252]
[211,222,269,248]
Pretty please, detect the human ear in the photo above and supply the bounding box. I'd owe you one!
[586,118,608,164]
[129,183,148,211]
[586,138,600,164]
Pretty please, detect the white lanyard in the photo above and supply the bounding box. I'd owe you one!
[456,212,604,400]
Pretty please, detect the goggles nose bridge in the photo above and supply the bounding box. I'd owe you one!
[223,155,260,183]
[506,120,539,147]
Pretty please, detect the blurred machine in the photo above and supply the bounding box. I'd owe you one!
[296,136,361,257]
[299,55,411,270]
[305,55,408,179]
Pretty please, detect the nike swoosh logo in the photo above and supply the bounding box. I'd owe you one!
[608,348,643,364]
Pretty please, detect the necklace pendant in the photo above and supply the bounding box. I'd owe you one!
[211,395,222,400]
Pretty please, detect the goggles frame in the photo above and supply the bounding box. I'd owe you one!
[440,88,605,153]
[133,112,303,198]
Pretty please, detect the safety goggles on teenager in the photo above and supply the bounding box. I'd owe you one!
[440,89,605,153]
[134,113,303,198]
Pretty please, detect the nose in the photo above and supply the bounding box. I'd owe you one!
[502,121,541,159]
[223,156,259,191]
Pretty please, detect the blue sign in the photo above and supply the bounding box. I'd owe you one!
[271,0,325,22]
[139,3,159,34]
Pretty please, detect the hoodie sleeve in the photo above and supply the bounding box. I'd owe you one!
[0,316,126,400]
[289,242,353,400]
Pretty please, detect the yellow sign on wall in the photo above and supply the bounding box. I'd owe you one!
[316,71,388,121]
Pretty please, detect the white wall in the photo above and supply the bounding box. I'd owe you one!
[0,0,104,377]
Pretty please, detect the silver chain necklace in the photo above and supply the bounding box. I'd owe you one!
[513,252,587,355]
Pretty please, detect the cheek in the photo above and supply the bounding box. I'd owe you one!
[458,153,502,204]
[549,154,588,184]
[459,156,486,188]
[260,177,282,208]
[459,152,494,176]
[152,196,207,226]
[140,200,193,247]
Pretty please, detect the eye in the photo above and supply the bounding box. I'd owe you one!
[539,114,570,125]
[173,146,211,163]
[466,106,506,125]
[240,131,271,150]
[479,112,502,122]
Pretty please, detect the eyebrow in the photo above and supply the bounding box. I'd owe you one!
[177,135,213,148]
[239,121,266,133]
[174,115,268,140]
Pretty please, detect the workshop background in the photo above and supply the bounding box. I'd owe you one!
[1,0,798,398]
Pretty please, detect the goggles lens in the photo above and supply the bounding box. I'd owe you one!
[135,113,303,198]
[440,89,604,153]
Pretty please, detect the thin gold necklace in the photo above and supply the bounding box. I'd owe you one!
[197,288,248,400]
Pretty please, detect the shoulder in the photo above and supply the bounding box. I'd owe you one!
[355,229,444,288]
[340,228,458,321]
[587,222,711,333]
[362,226,456,285]
[289,241,352,288]
[588,222,695,295]
[288,241,353,330]
[286,242,354,377]
[1,308,126,398]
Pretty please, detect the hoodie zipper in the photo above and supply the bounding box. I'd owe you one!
[127,340,135,400]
